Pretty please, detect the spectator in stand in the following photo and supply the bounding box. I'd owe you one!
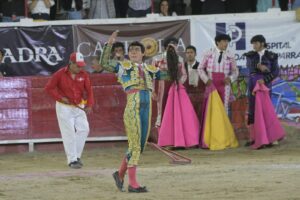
[168,0,186,15]
[61,0,85,20]
[45,52,94,169]
[127,0,151,17]
[279,0,289,10]
[88,0,116,19]
[159,0,177,16]
[50,0,57,20]
[28,0,55,21]
[0,0,26,22]
[191,0,203,15]
[256,0,279,12]
[226,0,257,13]
[271,0,297,11]
[292,0,300,9]
[201,0,226,14]
[114,0,129,18]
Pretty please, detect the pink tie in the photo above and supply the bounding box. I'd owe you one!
[138,64,144,78]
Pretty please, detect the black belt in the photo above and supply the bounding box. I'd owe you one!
[33,13,48,15]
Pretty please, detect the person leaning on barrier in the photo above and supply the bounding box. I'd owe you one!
[0,49,15,77]
[112,42,126,61]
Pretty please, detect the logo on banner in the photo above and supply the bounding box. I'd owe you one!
[216,22,246,50]
[141,37,158,57]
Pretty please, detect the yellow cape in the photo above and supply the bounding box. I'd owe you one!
[204,90,239,150]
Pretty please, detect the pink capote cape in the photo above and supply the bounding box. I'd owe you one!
[158,83,200,147]
[251,83,286,149]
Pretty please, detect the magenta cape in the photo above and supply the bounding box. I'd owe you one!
[158,83,200,147]
[251,83,286,149]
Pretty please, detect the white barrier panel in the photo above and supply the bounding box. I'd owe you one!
[190,11,299,67]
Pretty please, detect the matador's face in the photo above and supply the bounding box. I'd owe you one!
[128,46,144,64]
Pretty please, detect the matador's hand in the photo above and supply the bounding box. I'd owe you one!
[108,30,119,46]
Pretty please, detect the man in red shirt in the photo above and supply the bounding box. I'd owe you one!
[45,52,94,169]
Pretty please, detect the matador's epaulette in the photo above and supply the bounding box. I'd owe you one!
[145,64,159,73]
[120,60,133,70]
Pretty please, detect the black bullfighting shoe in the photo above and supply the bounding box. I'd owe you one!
[112,171,125,192]
[128,185,148,193]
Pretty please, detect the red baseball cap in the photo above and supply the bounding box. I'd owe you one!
[70,52,86,67]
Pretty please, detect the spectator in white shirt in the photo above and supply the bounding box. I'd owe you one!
[28,0,55,20]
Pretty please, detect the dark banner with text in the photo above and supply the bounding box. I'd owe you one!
[0,26,73,76]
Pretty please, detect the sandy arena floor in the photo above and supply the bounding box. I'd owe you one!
[0,126,299,200]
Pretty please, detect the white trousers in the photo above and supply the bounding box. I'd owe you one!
[56,102,89,164]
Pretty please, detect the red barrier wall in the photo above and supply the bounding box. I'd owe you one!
[0,74,127,141]
[0,78,30,140]
[0,74,248,153]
